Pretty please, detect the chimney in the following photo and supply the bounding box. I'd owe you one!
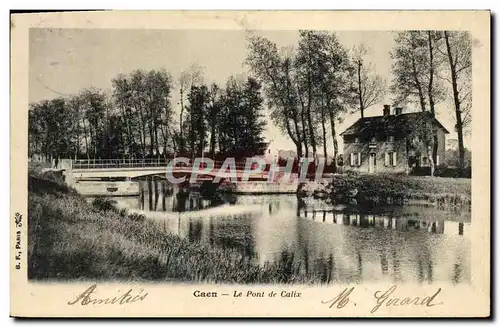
[394,107,403,115]
[383,104,390,117]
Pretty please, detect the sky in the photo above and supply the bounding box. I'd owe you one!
[29,28,466,154]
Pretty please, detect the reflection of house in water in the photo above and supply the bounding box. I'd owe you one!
[298,209,468,236]
[296,207,470,284]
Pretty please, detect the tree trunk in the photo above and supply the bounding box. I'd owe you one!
[179,87,185,153]
[410,36,427,112]
[411,55,426,112]
[329,110,338,171]
[209,125,216,158]
[295,143,303,160]
[300,108,309,157]
[444,31,466,173]
[306,94,317,157]
[357,61,365,118]
[154,118,160,158]
[284,114,303,158]
[149,119,155,157]
[321,107,327,159]
[82,119,90,160]
[305,43,317,157]
[427,31,439,165]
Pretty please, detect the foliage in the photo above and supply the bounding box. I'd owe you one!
[390,31,448,176]
[351,44,387,118]
[246,31,355,162]
[185,84,210,156]
[28,67,267,160]
[444,147,472,167]
[412,165,471,179]
[29,70,174,160]
[92,197,118,212]
[217,77,267,157]
[326,174,471,206]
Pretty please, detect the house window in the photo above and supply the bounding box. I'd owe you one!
[422,157,428,165]
[387,135,395,143]
[385,152,397,167]
[350,152,361,166]
[436,154,440,166]
[354,136,359,143]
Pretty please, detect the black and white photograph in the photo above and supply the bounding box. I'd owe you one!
[10,10,490,318]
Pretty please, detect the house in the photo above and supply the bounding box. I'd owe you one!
[340,105,449,174]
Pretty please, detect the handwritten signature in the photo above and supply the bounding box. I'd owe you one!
[321,285,443,313]
[68,284,148,306]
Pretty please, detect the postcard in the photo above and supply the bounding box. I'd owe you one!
[10,10,490,317]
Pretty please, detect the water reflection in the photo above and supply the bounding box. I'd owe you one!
[112,178,470,284]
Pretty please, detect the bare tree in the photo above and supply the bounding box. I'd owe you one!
[352,44,386,118]
[442,31,472,172]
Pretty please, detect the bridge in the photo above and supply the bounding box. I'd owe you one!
[62,158,274,182]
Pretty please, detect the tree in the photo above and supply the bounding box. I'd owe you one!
[296,31,356,166]
[216,76,267,158]
[246,32,355,163]
[295,31,320,158]
[246,35,305,157]
[111,69,174,158]
[442,31,472,173]
[351,44,387,118]
[206,83,221,158]
[185,84,210,157]
[391,31,445,176]
[391,32,429,111]
[239,77,267,156]
[28,97,74,161]
[178,64,204,153]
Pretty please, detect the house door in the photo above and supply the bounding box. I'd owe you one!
[369,153,377,173]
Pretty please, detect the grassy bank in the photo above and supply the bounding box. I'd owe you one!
[301,174,471,207]
[28,172,310,283]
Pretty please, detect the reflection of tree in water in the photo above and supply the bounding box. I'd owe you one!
[139,178,238,213]
[453,263,462,284]
[380,251,388,275]
[137,186,470,284]
[294,207,466,284]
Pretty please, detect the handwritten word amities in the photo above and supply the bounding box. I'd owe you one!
[67,284,148,306]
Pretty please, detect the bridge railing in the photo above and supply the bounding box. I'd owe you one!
[73,158,171,169]
[72,158,251,171]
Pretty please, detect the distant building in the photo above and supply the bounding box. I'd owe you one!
[340,105,449,174]
[278,150,296,160]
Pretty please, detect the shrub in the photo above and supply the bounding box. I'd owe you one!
[411,165,471,178]
[327,174,470,207]
[92,197,118,212]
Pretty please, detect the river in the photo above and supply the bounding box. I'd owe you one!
[111,179,471,284]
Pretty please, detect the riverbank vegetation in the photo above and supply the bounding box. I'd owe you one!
[28,172,313,283]
[299,174,471,208]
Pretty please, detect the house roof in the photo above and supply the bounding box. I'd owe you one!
[340,111,450,136]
